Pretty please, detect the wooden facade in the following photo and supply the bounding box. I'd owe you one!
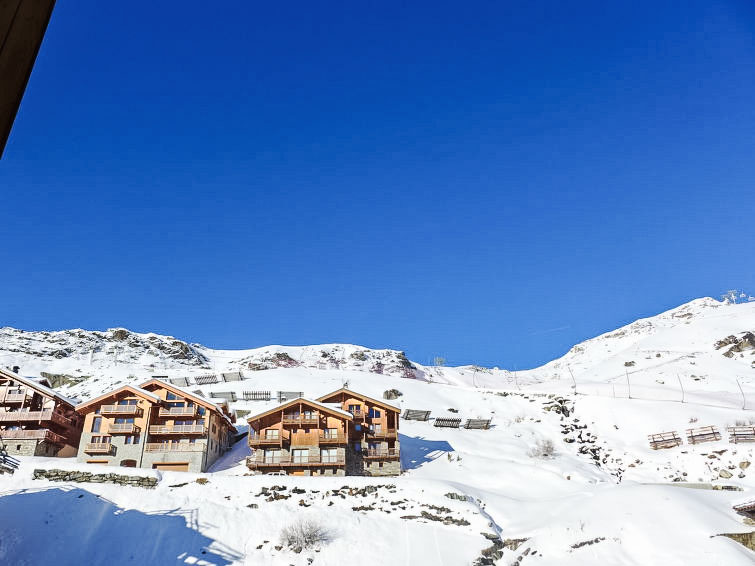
[75,379,237,473]
[0,367,82,457]
[246,388,401,476]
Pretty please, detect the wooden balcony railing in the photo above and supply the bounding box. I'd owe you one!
[101,404,142,416]
[366,430,397,440]
[318,431,346,443]
[0,428,66,444]
[0,409,52,422]
[2,393,26,403]
[281,414,319,426]
[0,410,75,428]
[84,442,113,454]
[246,454,345,469]
[158,406,197,418]
[249,433,284,446]
[349,410,365,420]
[108,423,139,434]
[364,448,400,459]
[144,442,205,452]
[148,424,206,435]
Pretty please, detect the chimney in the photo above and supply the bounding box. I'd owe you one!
[12,365,20,374]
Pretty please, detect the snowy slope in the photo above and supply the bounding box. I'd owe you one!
[1,298,754,565]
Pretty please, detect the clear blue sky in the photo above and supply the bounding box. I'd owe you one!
[1,1,753,368]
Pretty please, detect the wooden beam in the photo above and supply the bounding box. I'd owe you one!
[0,0,56,157]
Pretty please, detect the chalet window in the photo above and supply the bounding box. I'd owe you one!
[115,417,134,424]
[371,423,382,434]
[321,448,337,463]
[302,410,314,419]
[368,408,381,418]
[368,442,379,451]
[292,449,308,463]
[265,429,280,440]
[197,407,206,416]
[166,393,179,400]
[324,428,338,439]
[91,417,102,433]
[348,404,360,415]
[264,449,281,463]
[353,442,361,452]
[118,399,137,405]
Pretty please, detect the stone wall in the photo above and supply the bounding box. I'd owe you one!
[32,468,158,488]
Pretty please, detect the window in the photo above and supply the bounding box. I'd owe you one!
[91,417,102,433]
[348,404,360,415]
[115,417,134,424]
[368,442,379,451]
[324,428,338,439]
[118,399,137,405]
[197,407,206,416]
[166,392,179,400]
[292,449,308,463]
[353,442,361,452]
[264,449,281,463]
[371,423,382,434]
[265,429,280,440]
[321,448,337,463]
[368,408,381,418]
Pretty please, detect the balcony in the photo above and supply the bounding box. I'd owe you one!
[145,442,205,453]
[249,433,285,446]
[366,429,397,440]
[246,454,345,469]
[2,393,26,403]
[318,431,346,444]
[349,410,365,421]
[84,442,113,454]
[101,404,142,416]
[364,448,400,460]
[108,423,139,434]
[0,410,73,427]
[0,428,66,444]
[158,406,197,418]
[148,424,206,435]
[281,414,318,426]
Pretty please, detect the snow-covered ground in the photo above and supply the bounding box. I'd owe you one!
[1,298,754,565]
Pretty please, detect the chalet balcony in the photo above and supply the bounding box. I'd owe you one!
[84,442,114,454]
[246,454,345,469]
[366,429,398,440]
[2,393,26,403]
[101,405,142,416]
[281,414,319,426]
[249,433,284,446]
[349,410,365,420]
[364,448,400,460]
[0,428,66,444]
[0,409,73,427]
[108,423,139,434]
[158,406,197,418]
[144,442,205,452]
[148,424,206,435]
[318,431,346,443]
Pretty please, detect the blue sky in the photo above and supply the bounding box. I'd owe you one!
[1,1,753,368]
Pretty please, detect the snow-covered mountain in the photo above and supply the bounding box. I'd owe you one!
[2,298,755,565]
[1,296,753,403]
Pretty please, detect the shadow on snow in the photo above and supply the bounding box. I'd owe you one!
[0,487,242,565]
[399,433,454,470]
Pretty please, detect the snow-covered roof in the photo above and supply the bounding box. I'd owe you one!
[140,378,236,430]
[246,397,355,422]
[75,385,162,411]
[0,367,78,407]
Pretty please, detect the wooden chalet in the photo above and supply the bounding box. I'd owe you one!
[0,366,82,457]
[75,379,237,472]
[317,388,401,476]
[246,388,401,476]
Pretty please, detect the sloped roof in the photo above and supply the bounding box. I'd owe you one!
[0,367,78,407]
[246,397,354,423]
[140,379,236,430]
[75,385,162,413]
[316,388,400,413]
